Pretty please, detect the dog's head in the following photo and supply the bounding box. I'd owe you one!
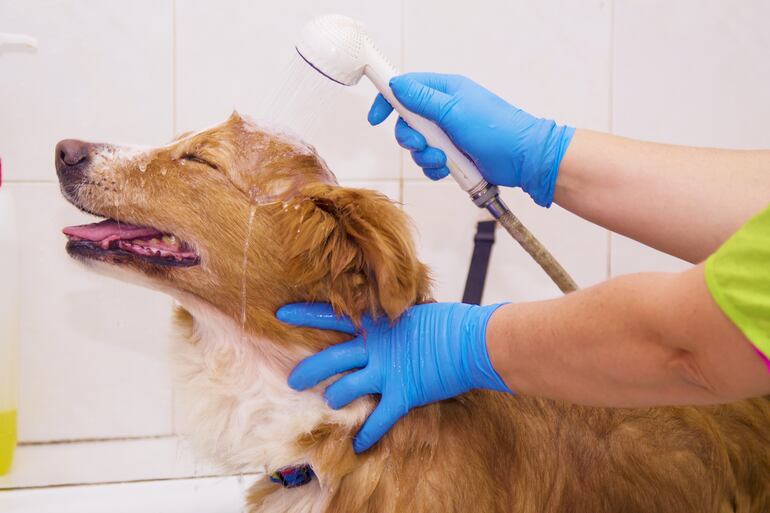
[57,112,430,343]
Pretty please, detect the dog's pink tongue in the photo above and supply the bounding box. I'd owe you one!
[63,219,161,242]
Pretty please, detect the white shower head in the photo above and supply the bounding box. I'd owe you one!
[295,14,382,86]
[296,14,487,194]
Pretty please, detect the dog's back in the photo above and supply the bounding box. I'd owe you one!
[293,393,769,513]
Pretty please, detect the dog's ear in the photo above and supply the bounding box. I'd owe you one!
[282,184,431,323]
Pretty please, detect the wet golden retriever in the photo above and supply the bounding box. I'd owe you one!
[56,112,769,513]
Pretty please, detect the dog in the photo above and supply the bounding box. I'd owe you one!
[56,112,770,513]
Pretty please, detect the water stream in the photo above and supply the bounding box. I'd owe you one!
[240,199,258,337]
[258,53,345,139]
[236,54,344,335]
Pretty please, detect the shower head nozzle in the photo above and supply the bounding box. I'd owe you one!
[295,14,376,86]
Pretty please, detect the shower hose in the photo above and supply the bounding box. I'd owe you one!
[479,188,578,294]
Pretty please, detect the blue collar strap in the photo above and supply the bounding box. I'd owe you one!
[269,464,315,488]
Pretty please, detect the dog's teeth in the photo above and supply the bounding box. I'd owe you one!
[162,235,177,246]
[149,238,160,245]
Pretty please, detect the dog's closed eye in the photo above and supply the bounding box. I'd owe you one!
[181,153,219,171]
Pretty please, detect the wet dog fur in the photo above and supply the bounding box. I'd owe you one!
[57,113,770,513]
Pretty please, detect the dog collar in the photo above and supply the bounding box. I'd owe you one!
[269,464,315,488]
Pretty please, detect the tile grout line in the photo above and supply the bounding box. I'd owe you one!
[170,0,178,436]
[1,472,263,492]
[4,180,58,184]
[171,0,177,139]
[398,0,406,205]
[608,0,615,135]
[18,433,176,447]
[606,0,616,280]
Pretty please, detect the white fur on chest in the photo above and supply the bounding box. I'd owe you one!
[172,299,366,475]
[84,263,361,513]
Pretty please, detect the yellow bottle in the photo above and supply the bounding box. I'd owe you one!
[0,159,19,475]
[0,411,16,474]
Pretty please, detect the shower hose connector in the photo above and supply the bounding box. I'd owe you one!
[468,182,579,294]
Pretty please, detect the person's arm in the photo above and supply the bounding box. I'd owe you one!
[277,267,770,453]
[370,73,770,262]
[555,131,770,263]
[487,264,770,407]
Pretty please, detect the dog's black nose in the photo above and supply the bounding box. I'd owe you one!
[55,139,99,199]
[56,139,92,172]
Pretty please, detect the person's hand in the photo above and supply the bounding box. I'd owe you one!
[368,72,575,207]
[276,302,511,453]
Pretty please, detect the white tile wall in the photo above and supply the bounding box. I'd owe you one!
[0,437,223,489]
[404,0,611,130]
[0,0,177,446]
[1,0,768,489]
[610,235,692,276]
[402,0,613,182]
[174,0,403,181]
[0,0,174,181]
[0,475,256,513]
[613,0,770,149]
[610,0,770,275]
[12,183,174,442]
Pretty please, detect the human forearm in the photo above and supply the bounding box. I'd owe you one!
[485,267,770,407]
[554,130,770,262]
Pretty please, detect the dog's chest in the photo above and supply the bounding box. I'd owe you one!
[171,307,364,474]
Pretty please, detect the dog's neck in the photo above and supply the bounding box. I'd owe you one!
[171,293,368,475]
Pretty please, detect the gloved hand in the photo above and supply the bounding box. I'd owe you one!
[368,72,575,207]
[277,302,511,453]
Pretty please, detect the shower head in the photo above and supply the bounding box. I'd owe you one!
[296,14,488,194]
[295,14,380,86]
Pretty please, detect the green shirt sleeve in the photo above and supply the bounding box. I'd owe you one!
[705,204,770,368]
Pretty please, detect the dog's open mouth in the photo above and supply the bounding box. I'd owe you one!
[63,219,200,267]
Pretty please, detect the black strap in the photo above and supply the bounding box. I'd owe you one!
[462,220,497,305]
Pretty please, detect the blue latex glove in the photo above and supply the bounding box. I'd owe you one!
[277,302,511,453]
[368,72,575,207]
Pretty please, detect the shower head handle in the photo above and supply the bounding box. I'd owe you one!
[296,14,487,194]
